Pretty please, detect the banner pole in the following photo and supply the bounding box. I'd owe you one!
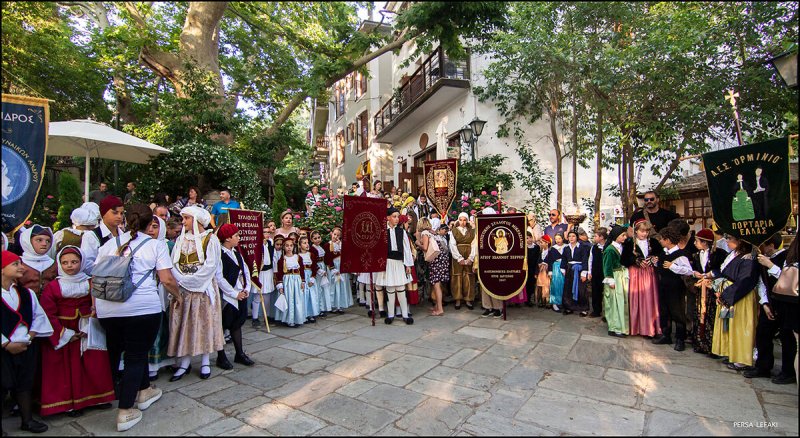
[502,300,507,321]
[260,291,271,334]
[370,273,376,327]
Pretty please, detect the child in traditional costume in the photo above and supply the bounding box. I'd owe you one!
[628,220,662,337]
[298,236,320,323]
[48,207,98,270]
[252,223,275,328]
[652,227,695,351]
[2,251,53,433]
[711,235,761,369]
[214,224,255,369]
[546,233,566,312]
[603,225,630,337]
[326,227,353,314]
[376,209,414,324]
[18,225,57,296]
[311,231,332,317]
[145,216,174,380]
[168,206,225,381]
[535,235,552,308]
[689,228,726,354]
[274,238,306,327]
[559,230,590,316]
[40,247,115,416]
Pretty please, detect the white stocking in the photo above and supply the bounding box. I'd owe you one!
[385,292,396,317]
[251,294,261,320]
[396,290,409,319]
[369,289,385,311]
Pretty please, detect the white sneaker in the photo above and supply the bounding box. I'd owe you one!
[117,408,143,432]
[137,386,162,411]
[552,304,560,312]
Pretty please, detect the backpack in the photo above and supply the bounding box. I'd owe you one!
[91,237,155,302]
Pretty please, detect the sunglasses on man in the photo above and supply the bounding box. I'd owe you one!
[644,197,656,202]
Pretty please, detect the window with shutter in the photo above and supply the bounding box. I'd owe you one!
[358,111,368,154]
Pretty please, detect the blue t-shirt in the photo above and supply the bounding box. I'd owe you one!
[211,200,241,216]
[544,223,569,240]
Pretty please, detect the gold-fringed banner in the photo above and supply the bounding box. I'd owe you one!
[228,209,264,288]
[2,94,50,234]
[423,158,458,219]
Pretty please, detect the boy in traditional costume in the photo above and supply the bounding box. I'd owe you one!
[215,224,255,369]
[251,222,276,328]
[375,208,414,325]
[449,212,477,310]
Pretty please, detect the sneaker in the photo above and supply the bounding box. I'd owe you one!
[136,386,163,410]
[492,309,503,318]
[116,409,143,432]
[552,304,560,312]
[481,309,493,317]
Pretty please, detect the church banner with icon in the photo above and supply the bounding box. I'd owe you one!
[702,137,792,246]
[423,159,458,218]
[356,160,372,192]
[341,195,388,274]
[2,94,50,234]
[476,213,527,300]
[228,209,264,288]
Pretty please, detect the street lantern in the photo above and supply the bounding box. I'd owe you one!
[459,125,474,145]
[469,117,487,138]
[767,51,798,88]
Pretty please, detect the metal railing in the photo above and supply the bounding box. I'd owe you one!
[374,46,470,135]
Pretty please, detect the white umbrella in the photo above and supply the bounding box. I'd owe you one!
[47,119,170,199]
[435,119,448,160]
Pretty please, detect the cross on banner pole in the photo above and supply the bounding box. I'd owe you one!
[724,89,744,146]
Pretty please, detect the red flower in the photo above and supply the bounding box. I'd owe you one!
[481,191,487,195]
[491,191,498,196]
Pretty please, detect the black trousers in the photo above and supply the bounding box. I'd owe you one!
[99,312,161,409]
[591,276,604,315]
[754,304,797,376]
[659,288,687,340]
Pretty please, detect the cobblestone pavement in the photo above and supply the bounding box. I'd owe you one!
[4,305,798,436]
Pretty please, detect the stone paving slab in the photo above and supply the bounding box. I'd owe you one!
[395,397,473,436]
[287,357,335,375]
[461,410,557,436]
[643,409,779,436]
[326,355,386,379]
[249,346,310,368]
[356,383,429,414]
[538,371,639,407]
[238,400,327,436]
[301,393,399,435]
[265,371,350,407]
[364,354,440,386]
[406,377,492,406]
[327,336,392,355]
[424,365,499,391]
[199,384,265,410]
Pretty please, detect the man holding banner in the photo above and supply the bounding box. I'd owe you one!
[475,209,528,320]
[374,207,415,325]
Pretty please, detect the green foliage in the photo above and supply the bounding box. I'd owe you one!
[1,2,111,121]
[457,154,514,195]
[53,173,82,231]
[513,143,554,224]
[271,183,288,224]
[296,188,343,237]
[27,189,59,228]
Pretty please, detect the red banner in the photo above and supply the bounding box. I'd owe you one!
[341,196,388,274]
[423,159,458,218]
[228,209,264,288]
[476,213,527,300]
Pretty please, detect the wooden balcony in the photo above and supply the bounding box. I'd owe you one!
[374,46,470,144]
[311,136,329,162]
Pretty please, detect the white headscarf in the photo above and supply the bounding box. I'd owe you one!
[71,207,96,228]
[20,226,55,272]
[173,206,210,264]
[56,246,91,298]
[80,202,101,227]
[1,232,7,252]
[482,207,497,215]
[153,216,166,241]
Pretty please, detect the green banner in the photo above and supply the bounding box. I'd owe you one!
[702,138,792,246]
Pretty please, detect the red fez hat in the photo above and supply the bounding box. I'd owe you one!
[696,228,714,242]
[99,196,123,217]
[2,251,21,269]
[542,235,552,244]
[217,224,239,241]
[399,215,409,224]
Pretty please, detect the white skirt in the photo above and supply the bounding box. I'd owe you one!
[257,269,274,294]
[358,272,373,284]
[375,259,407,288]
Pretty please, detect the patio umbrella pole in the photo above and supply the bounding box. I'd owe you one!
[84,150,90,202]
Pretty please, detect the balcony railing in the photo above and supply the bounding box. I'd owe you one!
[311,136,329,162]
[374,46,470,135]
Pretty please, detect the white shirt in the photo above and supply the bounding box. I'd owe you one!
[95,234,173,318]
[2,285,53,345]
[84,222,125,274]
[216,246,251,307]
[172,231,221,303]
[48,228,96,273]
[662,245,694,276]
[449,226,477,263]
[636,239,650,258]
[587,242,605,273]
[699,249,709,272]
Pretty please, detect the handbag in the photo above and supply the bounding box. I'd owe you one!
[773,263,798,298]
[424,233,441,262]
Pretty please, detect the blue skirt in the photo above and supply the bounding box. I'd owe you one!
[304,268,321,317]
[276,274,306,325]
[549,260,565,305]
[330,257,353,310]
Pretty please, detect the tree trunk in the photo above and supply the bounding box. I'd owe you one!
[548,98,563,211]
[570,103,580,207]
[593,114,603,229]
[624,137,636,219]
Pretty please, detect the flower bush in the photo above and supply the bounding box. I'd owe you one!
[296,190,343,237]
[447,190,501,222]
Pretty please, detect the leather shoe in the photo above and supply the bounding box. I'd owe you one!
[465,302,474,310]
[588,313,601,318]
[21,420,49,433]
[726,362,751,371]
[771,374,797,385]
[652,335,672,345]
[385,317,394,325]
[169,365,191,382]
[673,339,685,351]
[216,356,234,370]
[379,310,388,318]
[742,369,771,379]
[234,354,255,366]
[200,365,211,380]
[404,317,414,325]
[454,304,462,310]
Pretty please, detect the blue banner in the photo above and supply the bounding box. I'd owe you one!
[2,95,50,234]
